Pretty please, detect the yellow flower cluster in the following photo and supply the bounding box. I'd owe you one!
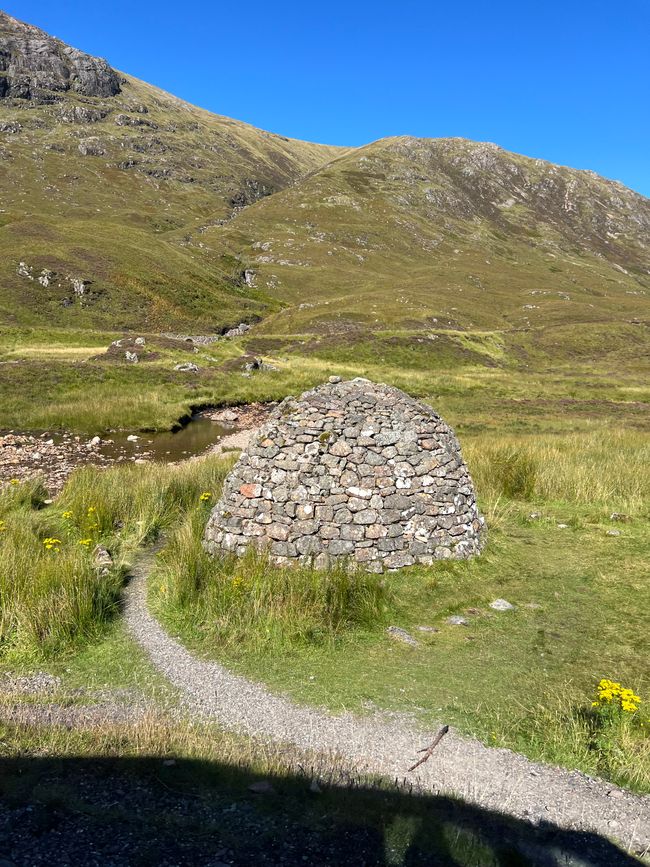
[0,519,6,532]
[62,510,73,519]
[9,479,19,486]
[199,492,212,502]
[592,679,641,714]
[78,538,92,546]
[43,537,61,552]
[231,575,244,590]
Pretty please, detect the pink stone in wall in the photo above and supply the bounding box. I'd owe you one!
[240,483,262,498]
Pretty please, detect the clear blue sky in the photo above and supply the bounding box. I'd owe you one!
[6,0,650,195]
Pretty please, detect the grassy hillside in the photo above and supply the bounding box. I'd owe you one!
[0,12,648,436]
[0,11,344,331]
[208,136,649,336]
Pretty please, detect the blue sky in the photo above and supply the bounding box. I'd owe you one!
[6,0,650,195]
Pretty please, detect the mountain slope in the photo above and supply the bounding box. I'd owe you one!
[208,136,650,338]
[0,11,344,330]
[1,10,648,349]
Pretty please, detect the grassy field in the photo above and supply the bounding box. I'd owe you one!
[0,317,648,866]
[1,319,648,433]
[150,429,650,793]
[1,424,647,795]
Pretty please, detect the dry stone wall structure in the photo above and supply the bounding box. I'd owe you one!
[204,379,485,571]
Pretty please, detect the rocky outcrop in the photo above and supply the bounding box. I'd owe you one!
[204,379,485,571]
[0,11,120,101]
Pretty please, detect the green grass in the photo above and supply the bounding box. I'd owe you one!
[1,338,648,793]
[0,456,232,660]
[153,511,388,653]
[0,320,648,434]
[151,429,650,792]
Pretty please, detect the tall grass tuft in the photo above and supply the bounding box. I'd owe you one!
[510,694,650,793]
[465,430,649,512]
[0,456,233,660]
[153,510,388,655]
[472,445,537,500]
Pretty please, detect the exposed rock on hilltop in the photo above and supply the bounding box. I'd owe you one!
[374,137,650,268]
[0,11,120,101]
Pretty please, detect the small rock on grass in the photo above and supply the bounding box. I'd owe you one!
[416,625,439,633]
[387,626,419,646]
[93,545,113,568]
[446,615,468,626]
[606,530,621,537]
[490,598,515,611]
[557,523,569,529]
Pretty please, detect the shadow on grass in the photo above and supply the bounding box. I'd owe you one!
[0,754,643,866]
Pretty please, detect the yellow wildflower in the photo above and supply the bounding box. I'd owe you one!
[621,701,638,713]
[593,677,642,715]
[199,491,212,501]
[78,538,92,546]
[62,510,73,519]
[9,479,19,485]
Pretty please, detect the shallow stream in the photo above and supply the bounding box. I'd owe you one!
[97,416,232,463]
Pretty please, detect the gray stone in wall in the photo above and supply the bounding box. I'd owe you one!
[204,379,486,572]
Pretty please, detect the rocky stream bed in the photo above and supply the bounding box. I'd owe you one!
[0,403,275,494]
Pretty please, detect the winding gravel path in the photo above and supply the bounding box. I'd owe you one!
[125,551,650,855]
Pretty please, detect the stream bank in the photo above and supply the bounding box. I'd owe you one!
[0,403,274,494]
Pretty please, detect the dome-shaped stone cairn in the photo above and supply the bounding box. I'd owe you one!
[204,379,485,571]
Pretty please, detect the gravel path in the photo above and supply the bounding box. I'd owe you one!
[125,550,650,856]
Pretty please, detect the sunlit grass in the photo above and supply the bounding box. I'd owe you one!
[0,457,232,660]
[152,509,388,654]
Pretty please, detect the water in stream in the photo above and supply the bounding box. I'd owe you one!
[97,416,233,463]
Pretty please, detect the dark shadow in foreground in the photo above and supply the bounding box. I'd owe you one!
[0,755,644,866]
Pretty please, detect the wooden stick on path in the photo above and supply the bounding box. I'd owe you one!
[408,725,450,772]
